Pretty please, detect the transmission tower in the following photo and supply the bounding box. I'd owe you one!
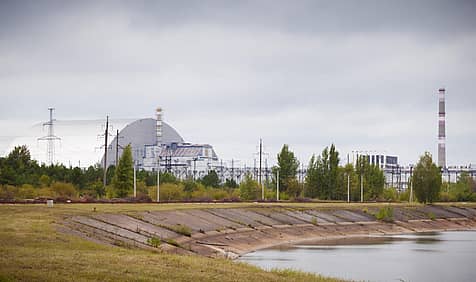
[38,108,61,165]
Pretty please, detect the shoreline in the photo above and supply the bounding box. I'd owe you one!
[62,204,476,259]
[235,223,476,259]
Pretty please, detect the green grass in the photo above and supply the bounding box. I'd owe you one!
[0,204,343,282]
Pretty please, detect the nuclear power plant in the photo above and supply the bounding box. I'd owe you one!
[102,108,220,180]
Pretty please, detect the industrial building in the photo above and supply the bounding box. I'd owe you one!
[103,108,219,180]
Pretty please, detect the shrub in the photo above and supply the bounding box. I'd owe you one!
[51,182,77,198]
[0,185,17,200]
[172,224,192,237]
[17,184,37,199]
[239,174,260,200]
[375,206,394,222]
[382,187,398,202]
[149,183,185,201]
[165,238,180,247]
[210,189,228,200]
[147,237,161,248]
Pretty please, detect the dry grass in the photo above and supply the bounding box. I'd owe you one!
[0,203,344,282]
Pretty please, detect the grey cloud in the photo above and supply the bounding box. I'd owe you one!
[0,0,475,166]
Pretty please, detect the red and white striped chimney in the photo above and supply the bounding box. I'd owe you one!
[437,88,446,169]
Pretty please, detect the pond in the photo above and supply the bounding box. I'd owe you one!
[240,231,476,282]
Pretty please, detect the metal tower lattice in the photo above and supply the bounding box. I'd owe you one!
[38,108,61,165]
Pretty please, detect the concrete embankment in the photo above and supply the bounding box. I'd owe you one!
[63,204,476,259]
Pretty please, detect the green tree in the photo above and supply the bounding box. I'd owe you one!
[449,172,476,201]
[413,152,442,203]
[111,144,134,198]
[305,144,341,200]
[273,144,299,194]
[239,174,260,200]
[224,178,238,189]
[201,170,220,188]
[305,155,319,198]
[355,155,385,201]
[328,144,340,199]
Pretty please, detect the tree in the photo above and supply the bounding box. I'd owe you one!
[305,155,319,198]
[224,178,238,189]
[328,144,340,199]
[239,174,260,200]
[273,144,299,194]
[201,170,220,188]
[111,144,134,198]
[449,172,476,201]
[305,144,341,200]
[354,155,385,201]
[413,152,441,203]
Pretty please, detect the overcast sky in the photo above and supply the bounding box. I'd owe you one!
[1,0,475,167]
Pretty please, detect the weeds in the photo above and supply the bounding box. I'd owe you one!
[375,206,394,222]
[311,217,318,225]
[171,224,192,237]
[147,237,161,248]
[165,239,180,247]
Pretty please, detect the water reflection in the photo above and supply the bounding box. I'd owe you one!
[240,231,476,282]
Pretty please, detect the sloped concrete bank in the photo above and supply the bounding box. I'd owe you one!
[63,205,476,259]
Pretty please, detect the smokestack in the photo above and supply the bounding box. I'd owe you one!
[156,107,163,146]
[437,88,446,169]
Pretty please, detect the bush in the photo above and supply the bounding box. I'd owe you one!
[399,190,410,202]
[210,189,228,200]
[17,184,37,199]
[172,224,192,236]
[147,237,161,248]
[0,185,17,200]
[375,206,394,222]
[165,238,180,247]
[149,183,185,201]
[37,187,55,198]
[239,175,260,200]
[51,182,78,198]
[382,187,398,202]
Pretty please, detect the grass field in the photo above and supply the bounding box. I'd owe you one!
[0,203,345,282]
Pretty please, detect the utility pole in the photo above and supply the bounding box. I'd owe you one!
[133,161,137,198]
[115,129,124,167]
[259,138,262,186]
[360,163,364,203]
[409,166,413,203]
[103,116,110,190]
[347,154,350,203]
[231,159,234,182]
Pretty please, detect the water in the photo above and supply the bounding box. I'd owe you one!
[240,231,476,282]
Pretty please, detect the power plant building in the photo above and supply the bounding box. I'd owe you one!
[103,108,219,179]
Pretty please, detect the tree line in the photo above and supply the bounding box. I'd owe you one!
[1,144,474,203]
